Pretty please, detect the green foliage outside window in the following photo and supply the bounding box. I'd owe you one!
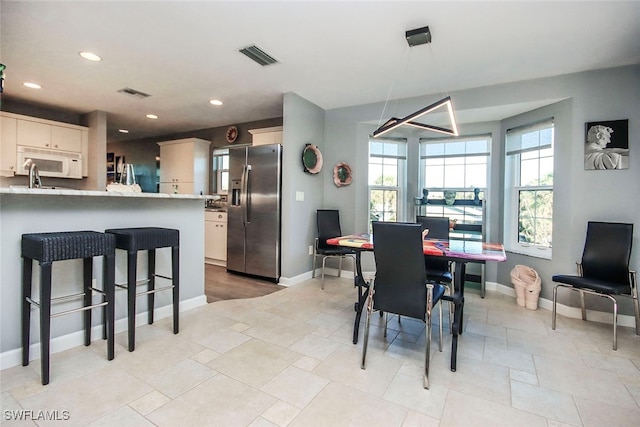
[518,172,553,247]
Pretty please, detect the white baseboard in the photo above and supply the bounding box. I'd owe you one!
[278,271,312,287]
[489,281,638,328]
[296,274,638,329]
[0,295,207,371]
[204,258,226,267]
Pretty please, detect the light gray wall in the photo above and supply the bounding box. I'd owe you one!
[498,99,572,299]
[281,93,325,279]
[316,64,639,314]
[82,111,108,191]
[495,66,639,314]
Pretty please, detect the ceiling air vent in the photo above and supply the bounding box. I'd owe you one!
[238,45,279,66]
[117,87,151,99]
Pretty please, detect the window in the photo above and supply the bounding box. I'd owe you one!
[212,149,229,194]
[505,120,554,258]
[419,135,490,231]
[368,138,406,227]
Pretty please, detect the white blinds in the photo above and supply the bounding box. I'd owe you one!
[370,138,407,159]
[420,135,490,158]
[506,119,554,155]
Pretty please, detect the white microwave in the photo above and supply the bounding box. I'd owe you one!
[16,145,83,179]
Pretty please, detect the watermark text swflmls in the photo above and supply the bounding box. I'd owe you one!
[4,409,70,421]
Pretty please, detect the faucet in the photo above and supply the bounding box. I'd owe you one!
[23,159,43,188]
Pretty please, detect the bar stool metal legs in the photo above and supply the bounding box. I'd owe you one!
[21,231,115,385]
[105,227,179,352]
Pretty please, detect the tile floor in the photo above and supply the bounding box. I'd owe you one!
[2,277,640,426]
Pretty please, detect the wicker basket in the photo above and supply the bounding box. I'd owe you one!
[510,265,542,310]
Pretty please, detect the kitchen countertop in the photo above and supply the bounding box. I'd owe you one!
[0,186,209,200]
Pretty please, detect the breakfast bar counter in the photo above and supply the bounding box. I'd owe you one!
[0,188,209,368]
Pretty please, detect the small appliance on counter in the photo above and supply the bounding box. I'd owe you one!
[107,164,141,192]
[205,195,226,210]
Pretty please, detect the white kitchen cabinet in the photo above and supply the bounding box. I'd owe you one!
[249,126,283,146]
[1,112,88,177]
[159,182,195,194]
[51,125,83,152]
[205,211,227,266]
[158,138,210,195]
[16,117,83,152]
[0,115,17,176]
[81,130,88,177]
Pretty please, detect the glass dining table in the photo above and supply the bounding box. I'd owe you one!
[327,233,507,372]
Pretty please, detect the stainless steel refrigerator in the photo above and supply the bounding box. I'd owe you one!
[226,144,282,282]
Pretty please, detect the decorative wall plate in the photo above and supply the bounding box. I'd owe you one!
[333,162,352,187]
[226,125,238,143]
[302,144,323,174]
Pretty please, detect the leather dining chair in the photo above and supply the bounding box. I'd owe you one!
[416,216,453,331]
[361,221,445,389]
[312,209,356,289]
[552,221,639,350]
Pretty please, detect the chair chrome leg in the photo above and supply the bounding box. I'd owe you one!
[580,291,587,321]
[424,285,433,390]
[321,257,327,290]
[552,285,558,330]
[633,295,640,336]
[438,302,443,352]
[338,257,343,278]
[384,312,388,337]
[630,271,640,335]
[361,287,374,369]
[612,297,618,351]
[312,255,317,278]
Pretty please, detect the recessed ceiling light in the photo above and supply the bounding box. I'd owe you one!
[209,99,223,106]
[79,51,102,62]
[118,129,129,133]
[23,82,42,89]
[146,114,158,119]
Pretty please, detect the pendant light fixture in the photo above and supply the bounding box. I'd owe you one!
[372,26,459,139]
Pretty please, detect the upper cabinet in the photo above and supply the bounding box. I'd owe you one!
[0,112,88,177]
[158,138,211,195]
[249,126,283,146]
[0,115,17,176]
[16,116,84,152]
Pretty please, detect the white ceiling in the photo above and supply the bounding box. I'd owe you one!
[2,1,639,142]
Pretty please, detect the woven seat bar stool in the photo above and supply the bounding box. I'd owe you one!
[104,227,179,351]
[21,231,116,385]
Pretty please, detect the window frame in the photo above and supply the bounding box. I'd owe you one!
[367,138,407,227]
[504,119,554,259]
[418,134,491,237]
[212,148,229,195]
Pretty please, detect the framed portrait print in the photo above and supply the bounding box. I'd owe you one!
[584,119,629,170]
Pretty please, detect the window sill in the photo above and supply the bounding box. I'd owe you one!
[506,246,552,260]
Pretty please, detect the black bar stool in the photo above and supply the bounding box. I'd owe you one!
[104,227,179,351]
[21,231,116,385]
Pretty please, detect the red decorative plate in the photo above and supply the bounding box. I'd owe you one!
[226,126,238,143]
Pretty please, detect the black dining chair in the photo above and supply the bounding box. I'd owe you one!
[416,216,453,330]
[312,209,356,289]
[361,221,445,389]
[552,221,639,350]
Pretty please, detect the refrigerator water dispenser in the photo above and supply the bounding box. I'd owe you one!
[231,179,242,206]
